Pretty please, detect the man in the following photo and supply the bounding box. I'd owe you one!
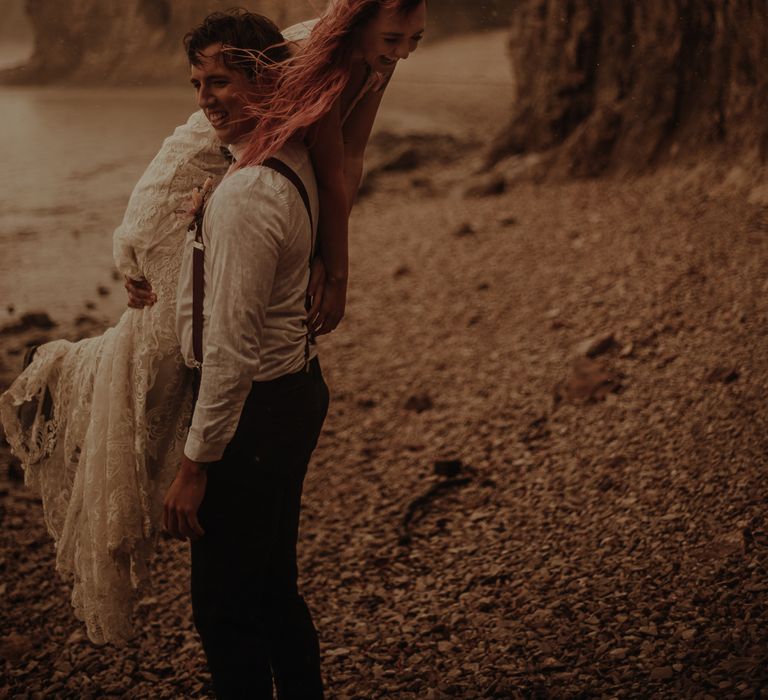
[162,11,327,699]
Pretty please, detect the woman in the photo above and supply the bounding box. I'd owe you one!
[0,0,427,645]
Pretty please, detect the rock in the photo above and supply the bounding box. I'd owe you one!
[705,367,739,384]
[464,172,505,198]
[554,358,623,405]
[453,222,476,237]
[0,312,56,335]
[747,183,768,206]
[0,633,33,665]
[404,394,433,413]
[75,314,99,326]
[498,214,519,227]
[649,666,674,681]
[575,333,618,358]
[96,285,110,296]
[433,460,464,478]
[380,147,420,172]
[393,265,411,278]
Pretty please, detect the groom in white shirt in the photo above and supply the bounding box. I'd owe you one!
[163,11,327,699]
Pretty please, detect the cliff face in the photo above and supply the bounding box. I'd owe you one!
[491,0,768,174]
[2,0,317,84]
[3,0,510,85]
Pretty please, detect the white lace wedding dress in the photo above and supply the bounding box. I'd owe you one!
[0,111,228,645]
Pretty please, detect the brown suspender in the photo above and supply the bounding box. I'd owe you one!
[192,158,315,367]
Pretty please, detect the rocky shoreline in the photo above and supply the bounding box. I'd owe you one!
[1,143,767,697]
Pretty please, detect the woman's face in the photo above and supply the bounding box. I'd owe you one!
[357,1,427,72]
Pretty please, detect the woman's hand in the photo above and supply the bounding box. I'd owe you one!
[310,275,347,336]
[125,277,156,308]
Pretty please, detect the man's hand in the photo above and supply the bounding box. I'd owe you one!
[310,276,346,336]
[125,277,157,309]
[163,455,207,540]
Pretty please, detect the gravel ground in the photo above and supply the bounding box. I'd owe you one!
[2,142,768,699]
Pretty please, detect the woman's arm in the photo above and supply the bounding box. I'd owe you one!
[341,74,390,209]
[308,99,350,334]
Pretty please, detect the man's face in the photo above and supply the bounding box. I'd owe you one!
[357,1,427,73]
[190,43,258,144]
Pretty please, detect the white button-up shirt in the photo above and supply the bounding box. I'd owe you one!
[176,140,319,462]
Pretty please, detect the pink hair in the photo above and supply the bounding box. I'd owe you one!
[234,0,425,170]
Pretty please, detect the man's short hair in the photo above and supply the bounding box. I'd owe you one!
[184,9,289,79]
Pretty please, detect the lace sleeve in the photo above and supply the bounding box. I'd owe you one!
[113,111,228,279]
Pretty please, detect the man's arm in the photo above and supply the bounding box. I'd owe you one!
[164,175,287,540]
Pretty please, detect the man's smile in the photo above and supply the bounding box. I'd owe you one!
[207,110,228,128]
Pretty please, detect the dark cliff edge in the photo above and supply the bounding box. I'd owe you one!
[488,0,768,176]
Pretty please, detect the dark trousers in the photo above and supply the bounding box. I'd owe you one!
[191,358,329,700]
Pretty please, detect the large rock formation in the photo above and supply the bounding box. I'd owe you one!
[1,0,316,85]
[490,0,768,175]
[2,0,510,85]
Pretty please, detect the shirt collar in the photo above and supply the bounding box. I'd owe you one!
[228,140,248,164]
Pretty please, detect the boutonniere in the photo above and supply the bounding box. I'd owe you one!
[179,176,214,232]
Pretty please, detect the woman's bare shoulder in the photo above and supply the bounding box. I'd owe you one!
[281,18,320,55]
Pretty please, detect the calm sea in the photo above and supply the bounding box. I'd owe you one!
[0,29,513,326]
[0,85,197,324]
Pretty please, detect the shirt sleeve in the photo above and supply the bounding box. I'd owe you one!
[184,175,289,462]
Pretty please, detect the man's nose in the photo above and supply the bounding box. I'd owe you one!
[394,43,410,60]
[197,85,214,108]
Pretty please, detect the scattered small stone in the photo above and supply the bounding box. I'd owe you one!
[393,265,411,278]
[75,314,99,326]
[649,666,674,681]
[433,460,463,478]
[111,270,121,281]
[0,312,56,335]
[380,147,420,172]
[84,301,96,310]
[576,333,618,358]
[404,394,433,413]
[705,367,739,384]
[498,214,519,227]
[554,358,623,405]
[96,286,110,297]
[464,172,505,197]
[453,222,476,237]
[0,632,33,665]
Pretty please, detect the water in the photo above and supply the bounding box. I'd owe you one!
[0,86,198,324]
[0,29,513,327]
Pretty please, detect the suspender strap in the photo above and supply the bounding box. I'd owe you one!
[262,157,314,234]
[191,158,314,368]
[192,215,205,365]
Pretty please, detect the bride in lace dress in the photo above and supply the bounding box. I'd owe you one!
[1,111,229,644]
[0,0,427,645]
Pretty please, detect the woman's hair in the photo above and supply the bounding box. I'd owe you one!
[234,0,425,169]
[183,9,290,80]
